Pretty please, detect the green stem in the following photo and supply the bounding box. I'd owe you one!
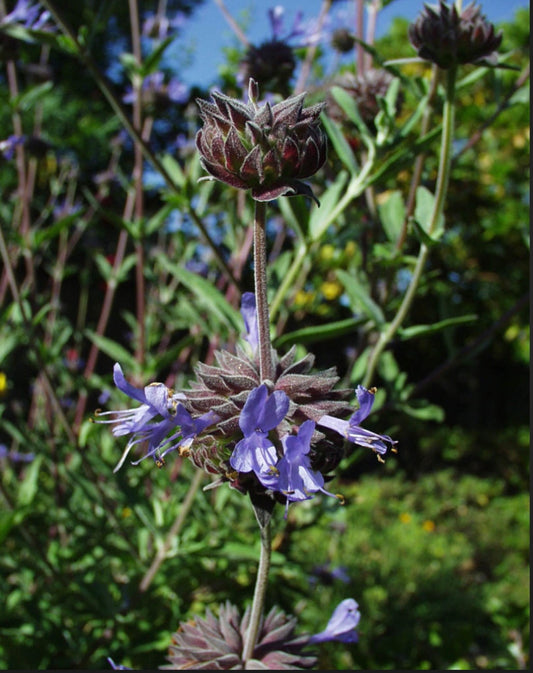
[242,520,272,665]
[253,201,274,382]
[362,67,457,389]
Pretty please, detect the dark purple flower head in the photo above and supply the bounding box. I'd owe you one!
[94,363,217,472]
[240,292,259,355]
[229,384,289,485]
[308,598,360,644]
[196,78,327,203]
[318,385,397,459]
[276,419,338,516]
[408,0,503,69]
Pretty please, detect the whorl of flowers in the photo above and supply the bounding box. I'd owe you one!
[161,602,317,670]
[95,294,396,513]
[195,79,327,203]
[408,1,503,69]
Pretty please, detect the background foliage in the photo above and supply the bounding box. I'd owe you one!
[0,0,529,669]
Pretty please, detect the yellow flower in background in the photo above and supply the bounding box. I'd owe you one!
[294,289,314,308]
[422,519,436,532]
[399,512,412,524]
[319,244,335,262]
[0,371,7,396]
[321,280,343,301]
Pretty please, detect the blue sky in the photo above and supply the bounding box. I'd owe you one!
[172,0,529,86]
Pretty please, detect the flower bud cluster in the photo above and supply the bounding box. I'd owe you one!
[195,79,327,203]
[408,1,503,69]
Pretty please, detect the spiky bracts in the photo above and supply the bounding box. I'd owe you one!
[162,602,316,670]
[195,79,327,203]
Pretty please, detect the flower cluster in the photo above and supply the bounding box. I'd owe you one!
[95,293,396,514]
[195,79,327,203]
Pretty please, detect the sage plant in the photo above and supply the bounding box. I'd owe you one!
[96,78,395,668]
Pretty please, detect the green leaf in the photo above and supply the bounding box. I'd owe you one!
[330,86,373,141]
[17,455,44,508]
[335,268,385,327]
[33,213,79,248]
[160,153,186,189]
[13,81,54,112]
[309,171,349,242]
[84,331,136,368]
[378,190,405,243]
[274,316,366,350]
[145,204,174,236]
[119,52,141,77]
[398,314,478,340]
[0,510,16,546]
[413,185,445,242]
[321,113,359,173]
[400,400,445,422]
[142,37,174,77]
[157,258,241,331]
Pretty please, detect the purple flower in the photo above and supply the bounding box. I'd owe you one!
[229,384,289,484]
[0,135,26,160]
[142,10,186,40]
[268,5,305,42]
[276,420,338,516]
[107,657,131,670]
[308,598,360,644]
[318,386,397,458]
[240,292,259,355]
[1,0,52,30]
[0,444,35,463]
[94,363,217,472]
[122,72,188,105]
[309,563,350,586]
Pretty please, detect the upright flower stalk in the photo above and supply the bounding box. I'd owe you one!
[253,200,274,383]
[241,519,272,665]
[98,77,397,668]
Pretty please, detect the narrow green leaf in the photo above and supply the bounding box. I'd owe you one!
[336,268,385,327]
[160,153,186,188]
[14,81,54,112]
[400,400,445,422]
[274,316,366,349]
[157,258,241,330]
[17,455,44,507]
[142,37,174,76]
[34,213,79,248]
[330,86,373,141]
[309,171,349,242]
[321,112,359,173]
[398,314,478,340]
[84,330,136,368]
